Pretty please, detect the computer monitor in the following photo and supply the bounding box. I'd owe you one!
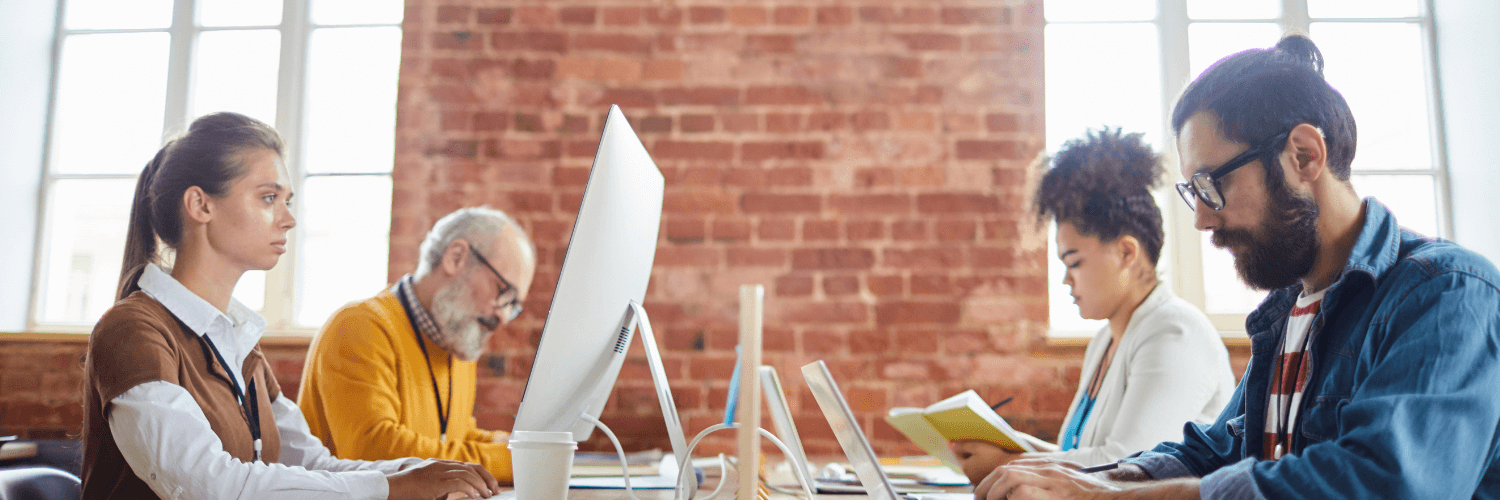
[511,105,665,443]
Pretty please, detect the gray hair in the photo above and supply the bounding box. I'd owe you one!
[415,206,534,279]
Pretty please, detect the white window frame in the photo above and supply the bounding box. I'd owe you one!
[1046,0,1450,337]
[28,0,399,334]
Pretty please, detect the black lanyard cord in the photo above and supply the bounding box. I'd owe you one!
[394,285,454,443]
[1270,322,1317,459]
[413,331,454,443]
[193,332,263,463]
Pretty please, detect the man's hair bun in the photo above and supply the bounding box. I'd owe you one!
[1275,33,1325,77]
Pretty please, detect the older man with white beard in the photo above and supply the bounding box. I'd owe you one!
[296,207,536,484]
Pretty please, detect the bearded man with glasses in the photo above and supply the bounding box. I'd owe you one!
[973,34,1500,500]
[297,207,536,484]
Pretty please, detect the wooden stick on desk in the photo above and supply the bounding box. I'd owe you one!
[0,442,38,461]
[737,285,764,500]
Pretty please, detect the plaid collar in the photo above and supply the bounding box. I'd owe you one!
[394,274,449,349]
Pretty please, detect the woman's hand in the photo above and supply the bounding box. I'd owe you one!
[387,459,499,500]
[951,440,1026,485]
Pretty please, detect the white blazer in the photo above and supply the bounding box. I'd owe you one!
[1047,283,1236,467]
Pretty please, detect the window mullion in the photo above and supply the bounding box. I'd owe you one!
[1419,0,1453,239]
[1283,0,1310,33]
[261,0,311,332]
[161,0,197,138]
[28,0,73,330]
[1158,0,1208,313]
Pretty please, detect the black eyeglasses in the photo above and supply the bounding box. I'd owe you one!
[1176,130,1291,211]
[468,246,523,323]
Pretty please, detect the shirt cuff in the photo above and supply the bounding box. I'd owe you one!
[346,470,391,500]
[392,457,426,471]
[1121,452,1195,480]
[1198,458,1265,500]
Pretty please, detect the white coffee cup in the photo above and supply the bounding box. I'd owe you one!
[509,431,578,500]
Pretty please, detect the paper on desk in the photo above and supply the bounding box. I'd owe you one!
[916,468,970,486]
[568,452,687,489]
[570,449,662,477]
[570,463,658,477]
[572,449,660,465]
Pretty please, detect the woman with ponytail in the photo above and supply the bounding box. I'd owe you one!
[83,112,499,500]
[951,128,1236,483]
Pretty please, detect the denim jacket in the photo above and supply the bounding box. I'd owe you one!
[1124,199,1500,499]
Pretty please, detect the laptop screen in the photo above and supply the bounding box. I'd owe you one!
[801,360,903,500]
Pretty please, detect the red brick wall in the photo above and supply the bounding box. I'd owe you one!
[0,340,310,439]
[0,0,1257,460]
[0,342,85,439]
[389,0,1069,456]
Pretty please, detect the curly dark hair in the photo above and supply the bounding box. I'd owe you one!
[1033,127,1165,266]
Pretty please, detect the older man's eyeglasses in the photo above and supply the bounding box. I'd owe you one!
[1176,130,1291,211]
[468,246,523,323]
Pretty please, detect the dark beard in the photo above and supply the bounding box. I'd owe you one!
[1210,176,1320,291]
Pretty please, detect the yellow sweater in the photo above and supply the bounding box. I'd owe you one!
[297,289,512,481]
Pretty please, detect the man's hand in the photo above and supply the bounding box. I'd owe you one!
[973,462,1125,500]
[973,462,1194,500]
[387,459,499,500]
[951,440,1029,485]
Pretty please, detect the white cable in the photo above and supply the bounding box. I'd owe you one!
[677,423,731,500]
[579,414,644,500]
[675,424,817,500]
[754,428,817,499]
[580,416,815,500]
[699,456,732,500]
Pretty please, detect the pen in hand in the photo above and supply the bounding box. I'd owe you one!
[1076,462,1119,474]
[990,396,1013,410]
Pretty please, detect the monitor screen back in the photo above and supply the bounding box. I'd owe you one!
[512,105,664,441]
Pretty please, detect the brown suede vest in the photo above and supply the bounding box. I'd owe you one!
[81,292,282,500]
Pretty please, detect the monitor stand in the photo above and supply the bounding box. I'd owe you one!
[574,300,817,500]
[626,300,696,497]
[569,301,697,499]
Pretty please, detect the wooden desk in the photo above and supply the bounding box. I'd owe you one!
[514,456,972,498]
[555,475,970,499]
[562,486,965,499]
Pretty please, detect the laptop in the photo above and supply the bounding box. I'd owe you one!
[799,360,975,500]
[763,366,927,495]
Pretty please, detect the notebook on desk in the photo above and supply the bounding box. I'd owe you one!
[800,360,975,500]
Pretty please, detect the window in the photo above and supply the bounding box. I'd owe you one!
[1044,0,1446,335]
[32,0,405,332]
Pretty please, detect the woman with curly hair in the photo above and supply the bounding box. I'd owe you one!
[952,128,1236,484]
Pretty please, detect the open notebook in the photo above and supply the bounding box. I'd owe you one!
[800,360,975,500]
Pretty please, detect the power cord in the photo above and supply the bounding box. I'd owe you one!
[581,416,816,499]
[674,423,817,499]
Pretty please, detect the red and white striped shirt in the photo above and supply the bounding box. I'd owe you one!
[1263,287,1327,460]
